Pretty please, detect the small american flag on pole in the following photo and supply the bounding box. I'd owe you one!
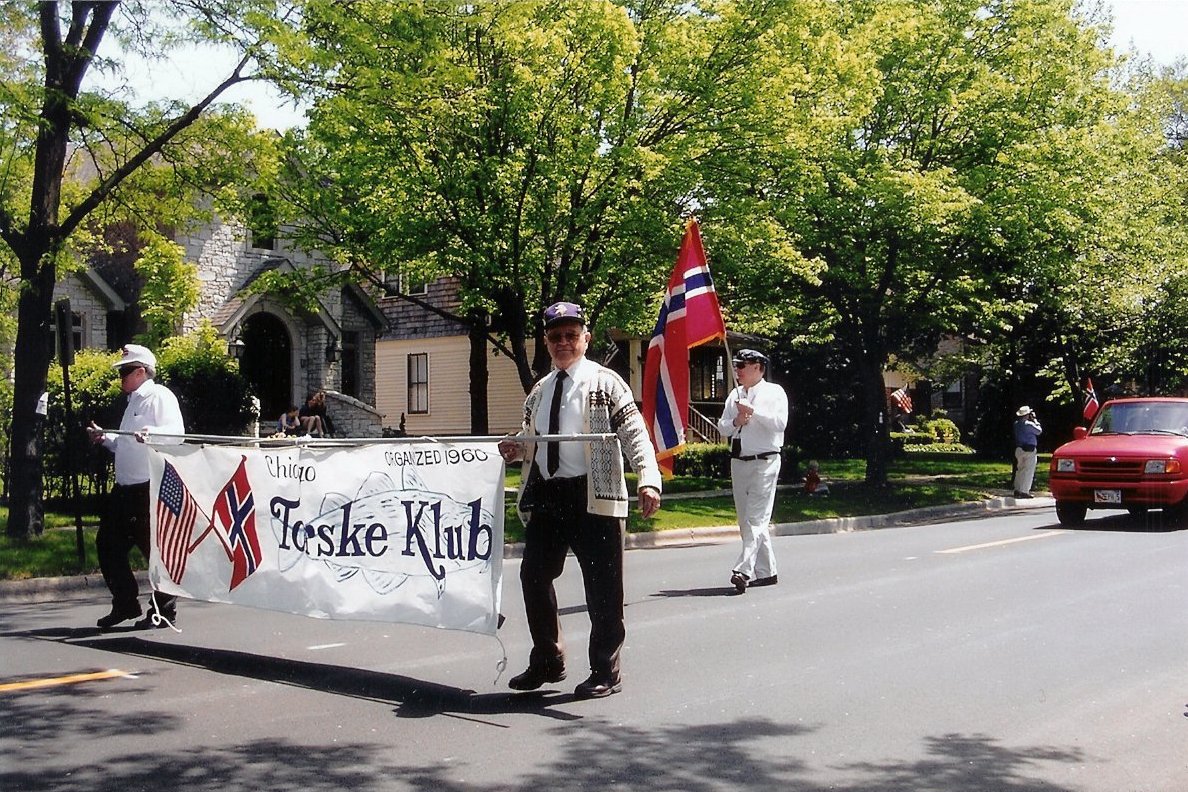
[154,461,203,584]
[891,387,913,414]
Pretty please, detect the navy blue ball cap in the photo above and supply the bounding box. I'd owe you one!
[543,301,586,329]
[732,348,768,366]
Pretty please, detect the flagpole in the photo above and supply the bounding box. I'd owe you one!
[723,337,738,390]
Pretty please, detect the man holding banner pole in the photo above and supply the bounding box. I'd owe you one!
[87,344,185,629]
[499,301,662,699]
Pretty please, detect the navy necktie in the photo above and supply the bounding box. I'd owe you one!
[547,370,567,476]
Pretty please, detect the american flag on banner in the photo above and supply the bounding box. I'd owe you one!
[891,387,913,414]
[642,219,727,476]
[211,456,262,591]
[154,461,203,584]
[1083,377,1099,421]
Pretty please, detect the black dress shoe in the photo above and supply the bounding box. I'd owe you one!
[1014,491,1034,499]
[751,575,778,587]
[97,604,142,630]
[730,572,748,594]
[574,674,622,699]
[508,660,566,691]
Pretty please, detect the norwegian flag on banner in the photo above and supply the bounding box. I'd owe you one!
[154,460,203,584]
[891,387,913,414]
[642,219,727,476]
[1083,377,1100,421]
[211,456,262,591]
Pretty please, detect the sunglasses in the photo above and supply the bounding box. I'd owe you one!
[546,330,584,344]
[733,361,755,369]
[118,365,143,378]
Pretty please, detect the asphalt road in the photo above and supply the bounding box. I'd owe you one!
[2,505,1185,791]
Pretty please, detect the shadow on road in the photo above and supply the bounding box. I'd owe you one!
[650,586,739,598]
[6,628,581,723]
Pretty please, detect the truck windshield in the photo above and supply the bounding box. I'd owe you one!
[1090,403,1188,436]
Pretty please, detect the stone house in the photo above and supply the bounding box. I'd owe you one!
[53,213,387,438]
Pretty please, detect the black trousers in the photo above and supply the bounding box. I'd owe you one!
[96,482,175,613]
[520,476,625,679]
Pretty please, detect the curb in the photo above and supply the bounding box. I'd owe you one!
[0,496,1054,604]
[624,495,1054,549]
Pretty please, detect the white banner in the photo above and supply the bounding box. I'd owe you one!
[147,441,504,635]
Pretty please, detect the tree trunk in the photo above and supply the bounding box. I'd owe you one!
[467,310,490,435]
[857,353,891,487]
[6,262,57,539]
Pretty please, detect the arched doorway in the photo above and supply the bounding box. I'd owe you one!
[239,313,293,425]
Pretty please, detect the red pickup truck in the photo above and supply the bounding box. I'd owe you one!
[1048,397,1188,525]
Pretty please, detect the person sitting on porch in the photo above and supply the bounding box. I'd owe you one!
[299,391,334,437]
[277,406,301,436]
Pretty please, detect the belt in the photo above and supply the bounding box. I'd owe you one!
[1017,445,1036,452]
[733,451,778,461]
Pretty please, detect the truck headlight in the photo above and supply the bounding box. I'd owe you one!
[1144,459,1181,474]
[1054,458,1076,473]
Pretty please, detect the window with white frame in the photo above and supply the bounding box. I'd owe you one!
[407,353,429,414]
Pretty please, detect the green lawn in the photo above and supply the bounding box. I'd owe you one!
[2,455,1033,581]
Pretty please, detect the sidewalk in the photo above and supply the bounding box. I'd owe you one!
[0,494,1055,603]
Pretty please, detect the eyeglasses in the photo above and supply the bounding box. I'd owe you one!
[118,365,142,378]
[546,330,584,344]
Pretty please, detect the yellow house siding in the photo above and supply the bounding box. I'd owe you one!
[376,335,526,436]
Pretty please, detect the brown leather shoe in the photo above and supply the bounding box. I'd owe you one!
[508,659,566,691]
[574,673,622,699]
[730,572,748,594]
[751,575,779,587]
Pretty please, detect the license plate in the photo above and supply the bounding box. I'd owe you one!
[1094,489,1122,504]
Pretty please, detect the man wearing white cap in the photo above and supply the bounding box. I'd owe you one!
[1013,406,1042,499]
[87,344,185,629]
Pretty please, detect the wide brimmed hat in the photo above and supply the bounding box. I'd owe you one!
[1016,405,1033,417]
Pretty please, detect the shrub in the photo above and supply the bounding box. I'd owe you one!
[672,443,732,479]
[672,442,800,481]
[37,325,255,499]
[156,323,256,435]
[924,417,962,443]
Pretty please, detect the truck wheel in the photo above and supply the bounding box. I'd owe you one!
[1055,501,1087,526]
[1160,499,1188,529]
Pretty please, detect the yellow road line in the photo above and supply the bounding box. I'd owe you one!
[0,669,134,693]
[935,530,1067,555]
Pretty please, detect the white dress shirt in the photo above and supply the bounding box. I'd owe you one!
[533,357,596,478]
[101,378,185,485]
[717,378,789,456]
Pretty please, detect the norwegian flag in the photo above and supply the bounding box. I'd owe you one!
[210,456,262,591]
[891,387,913,414]
[642,219,727,476]
[154,461,203,584]
[1083,377,1099,421]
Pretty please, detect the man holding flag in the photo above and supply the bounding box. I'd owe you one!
[717,349,788,593]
